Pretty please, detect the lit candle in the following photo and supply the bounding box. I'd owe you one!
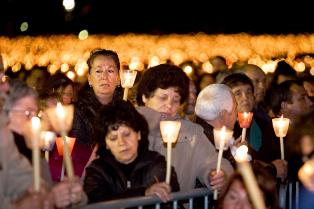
[272,115,290,160]
[160,121,181,184]
[120,69,137,101]
[56,102,74,178]
[40,131,56,162]
[213,126,233,200]
[235,145,266,209]
[31,116,41,191]
[238,112,253,143]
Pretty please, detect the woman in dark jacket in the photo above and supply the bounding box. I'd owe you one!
[83,100,180,203]
[68,49,123,178]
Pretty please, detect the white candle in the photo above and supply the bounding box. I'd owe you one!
[235,145,266,209]
[56,102,74,178]
[31,116,41,191]
[272,115,290,160]
[120,70,137,101]
[160,121,181,184]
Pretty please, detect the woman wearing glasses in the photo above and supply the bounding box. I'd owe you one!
[3,79,88,208]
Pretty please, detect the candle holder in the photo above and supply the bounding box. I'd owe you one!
[213,126,233,199]
[235,145,266,209]
[45,102,74,178]
[272,115,290,160]
[55,136,76,156]
[120,69,137,101]
[238,112,253,143]
[40,131,56,162]
[298,159,314,192]
[160,120,181,184]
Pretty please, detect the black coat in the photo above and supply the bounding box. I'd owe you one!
[83,148,180,204]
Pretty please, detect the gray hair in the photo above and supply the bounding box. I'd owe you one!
[3,80,38,112]
[195,84,233,121]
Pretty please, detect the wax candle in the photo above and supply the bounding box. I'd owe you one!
[272,115,290,160]
[31,116,41,191]
[235,145,266,209]
[160,121,181,184]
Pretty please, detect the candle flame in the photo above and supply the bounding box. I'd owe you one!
[31,116,41,130]
[56,102,65,120]
[235,145,248,162]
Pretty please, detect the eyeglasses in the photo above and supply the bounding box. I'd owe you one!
[10,109,41,119]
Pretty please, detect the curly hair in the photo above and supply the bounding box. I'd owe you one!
[136,64,189,106]
[93,100,149,157]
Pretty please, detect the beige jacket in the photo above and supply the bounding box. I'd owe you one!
[137,106,233,192]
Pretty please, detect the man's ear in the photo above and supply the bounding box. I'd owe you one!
[142,95,148,104]
[87,75,92,87]
[218,109,227,124]
[137,131,141,141]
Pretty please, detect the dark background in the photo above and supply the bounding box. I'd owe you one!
[0,0,313,36]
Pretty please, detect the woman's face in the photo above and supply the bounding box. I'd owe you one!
[62,84,74,105]
[88,55,120,99]
[223,180,252,209]
[8,95,38,135]
[105,125,140,164]
[143,87,182,117]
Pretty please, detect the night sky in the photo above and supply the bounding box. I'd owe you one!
[0,0,313,36]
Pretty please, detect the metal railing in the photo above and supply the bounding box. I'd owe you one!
[80,188,212,209]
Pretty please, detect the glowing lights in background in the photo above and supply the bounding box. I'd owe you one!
[1,33,314,82]
[63,0,75,12]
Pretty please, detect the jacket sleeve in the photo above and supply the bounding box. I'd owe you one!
[0,128,33,209]
[195,126,233,189]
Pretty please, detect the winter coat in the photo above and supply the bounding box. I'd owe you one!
[83,148,180,203]
[137,106,234,192]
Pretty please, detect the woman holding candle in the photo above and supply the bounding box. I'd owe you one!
[83,100,180,203]
[3,80,53,184]
[136,64,233,194]
[70,48,122,178]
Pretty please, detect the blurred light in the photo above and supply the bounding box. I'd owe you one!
[63,0,75,12]
[61,63,69,73]
[202,61,214,74]
[75,61,88,76]
[12,63,21,72]
[294,62,306,72]
[310,67,314,76]
[66,71,76,80]
[183,65,193,76]
[48,64,58,75]
[78,30,89,40]
[20,22,28,32]
[148,56,160,67]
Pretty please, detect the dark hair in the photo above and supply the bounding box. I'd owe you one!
[221,73,254,93]
[271,60,297,86]
[93,100,149,157]
[136,64,189,105]
[270,80,302,116]
[216,163,279,209]
[40,73,75,96]
[87,48,120,73]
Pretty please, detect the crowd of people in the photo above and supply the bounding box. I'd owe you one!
[1,49,314,209]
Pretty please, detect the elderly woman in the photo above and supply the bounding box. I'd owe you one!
[70,49,122,178]
[83,100,180,203]
[136,64,233,195]
[4,80,87,208]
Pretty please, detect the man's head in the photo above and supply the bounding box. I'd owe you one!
[236,64,266,104]
[195,84,237,129]
[270,80,313,123]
